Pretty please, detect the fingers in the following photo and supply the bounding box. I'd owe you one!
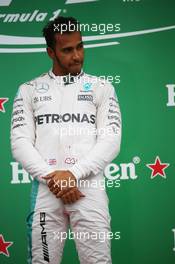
[60,188,85,204]
[71,190,79,201]
[47,179,53,188]
[61,190,77,204]
[57,187,85,199]
[62,193,72,204]
[56,188,69,198]
[46,178,60,196]
[52,187,60,195]
[56,186,78,199]
[47,180,55,193]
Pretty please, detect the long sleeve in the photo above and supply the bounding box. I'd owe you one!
[10,84,54,182]
[69,81,122,180]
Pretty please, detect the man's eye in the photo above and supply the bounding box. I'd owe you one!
[63,48,72,53]
[77,43,83,49]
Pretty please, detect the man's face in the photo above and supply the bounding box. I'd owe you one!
[49,31,84,76]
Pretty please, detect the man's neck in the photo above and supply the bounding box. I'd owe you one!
[52,68,81,77]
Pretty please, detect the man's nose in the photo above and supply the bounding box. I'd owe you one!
[72,49,80,60]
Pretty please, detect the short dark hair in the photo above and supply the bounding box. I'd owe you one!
[42,16,80,49]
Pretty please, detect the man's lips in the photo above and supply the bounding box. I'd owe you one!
[71,62,81,66]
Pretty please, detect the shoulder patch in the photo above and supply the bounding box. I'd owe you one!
[40,72,47,77]
[25,81,34,86]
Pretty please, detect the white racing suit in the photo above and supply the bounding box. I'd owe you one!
[11,70,122,264]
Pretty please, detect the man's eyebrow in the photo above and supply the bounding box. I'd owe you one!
[77,41,83,45]
[61,41,83,50]
[61,46,73,50]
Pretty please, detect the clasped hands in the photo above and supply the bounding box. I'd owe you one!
[42,170,85,204]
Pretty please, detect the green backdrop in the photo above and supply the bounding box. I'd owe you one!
[0,0,175,263]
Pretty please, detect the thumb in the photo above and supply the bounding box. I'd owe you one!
[42,173,55,180]
[78,191,85,197]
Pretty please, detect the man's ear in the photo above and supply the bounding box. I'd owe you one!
[47,47,55,59]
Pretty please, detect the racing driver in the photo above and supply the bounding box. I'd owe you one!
[11,16,122,264]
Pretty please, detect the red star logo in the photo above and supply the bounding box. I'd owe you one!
[0,234,13,257]
[146,156,169,179]
[0,98,9,113]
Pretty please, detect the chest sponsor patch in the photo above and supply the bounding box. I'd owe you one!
[78,94,93,101]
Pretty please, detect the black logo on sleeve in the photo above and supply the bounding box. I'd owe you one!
[40,212,50,262]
